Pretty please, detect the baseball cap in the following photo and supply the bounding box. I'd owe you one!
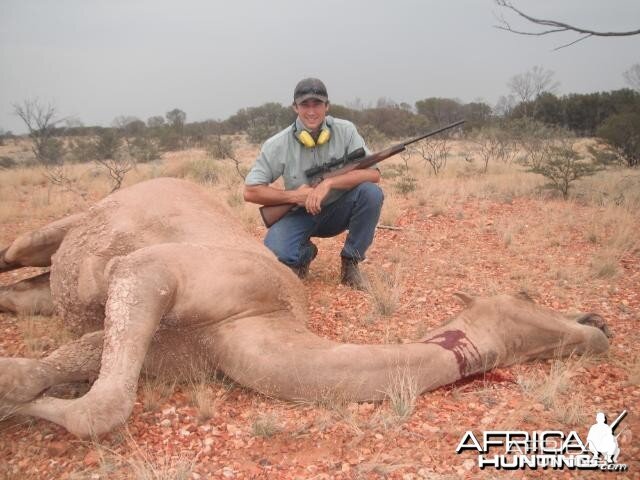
[294,78,329,104]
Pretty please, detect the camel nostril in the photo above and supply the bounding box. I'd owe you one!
[576,313,613,338]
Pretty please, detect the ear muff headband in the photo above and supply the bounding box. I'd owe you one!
[294,125,331,148]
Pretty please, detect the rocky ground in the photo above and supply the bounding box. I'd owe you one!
[0,150,638,479]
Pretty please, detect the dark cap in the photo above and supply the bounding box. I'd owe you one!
[294,78,328,104]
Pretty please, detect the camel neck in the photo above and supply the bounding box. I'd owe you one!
[214,315,489,402]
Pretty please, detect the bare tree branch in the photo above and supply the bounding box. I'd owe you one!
[494,0,640,49]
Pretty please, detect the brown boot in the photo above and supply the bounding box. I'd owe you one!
[290,242,318,279]
[340,256,366,290]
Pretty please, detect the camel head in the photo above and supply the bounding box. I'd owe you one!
[450,292,610,365]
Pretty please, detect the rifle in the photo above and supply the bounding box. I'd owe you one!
[259,119,465,228]
[610,410,627,432]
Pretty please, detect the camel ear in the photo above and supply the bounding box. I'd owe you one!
[453,291,475,307]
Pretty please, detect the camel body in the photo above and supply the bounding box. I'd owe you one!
[0,178,610,438]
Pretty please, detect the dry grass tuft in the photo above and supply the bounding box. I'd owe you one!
[382,367,418,424]
[366,264,403,317]
[17,314,72,357]
[184,370,222,421]
[590,252,620,279]
[379,192,402,226]
[140,376,176,412]
[90,431,195,479]
[590,216,637,279]
[553,400,586,426]
[250,413,282,438]
[517,354,594,426]
[625,356,640,386]
[517,360,572,409]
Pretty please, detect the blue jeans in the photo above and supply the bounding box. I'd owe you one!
[264,182,384,268]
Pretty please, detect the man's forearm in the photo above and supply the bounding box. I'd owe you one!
[323,169,380,190]
[244,169,379,208]
[243,184,309,206]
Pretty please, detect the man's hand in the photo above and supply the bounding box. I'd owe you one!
[291,184,314,206]
[305,180,331,215]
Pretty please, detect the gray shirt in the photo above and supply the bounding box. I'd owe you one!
[245,115,369,205]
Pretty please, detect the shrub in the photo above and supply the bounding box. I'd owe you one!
[129,136,161,163]
[68,138,96,164]
[597,112,640,167]
[394,175,417,195]
[358,124,387,151]
[528,143,602,199]
[0,156,16,169]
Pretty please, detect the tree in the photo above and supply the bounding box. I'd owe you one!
[494,94,517,117]
[507,66,559,117]
[92,129,135,192]
[494,0,640,49]
[415,97,463,125]
[147,116,165,128]
[166,108,186,130]
[160,108,187,151]
[461,101,493,129]
[413,137,450,176]
[624,64,640,92]
[597,112,640,167]
[13,99,66,165]
[231,103,294,144]
[207,135,245,180]
[113,116,145,136]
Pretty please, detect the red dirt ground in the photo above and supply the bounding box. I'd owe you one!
[1,190,638,479]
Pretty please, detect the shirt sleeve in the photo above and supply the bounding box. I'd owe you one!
[245,144,280,186]
[346,123,378,172]
[347,123,371,156]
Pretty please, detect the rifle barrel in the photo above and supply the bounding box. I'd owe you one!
[610,410,627,432]
[403,119,465,147]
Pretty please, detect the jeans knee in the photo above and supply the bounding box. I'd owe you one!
[264,235,291,264]
[356,182,384,208]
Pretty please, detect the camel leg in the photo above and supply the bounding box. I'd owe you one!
[0,330,103,404]
[0,213,83,272]
[0,272,54,315]
[17,255,176,438]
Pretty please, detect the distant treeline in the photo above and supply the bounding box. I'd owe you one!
[510,88,640,136]
[2,88,638,167]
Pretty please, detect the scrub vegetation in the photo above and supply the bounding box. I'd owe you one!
[1,88,639,478]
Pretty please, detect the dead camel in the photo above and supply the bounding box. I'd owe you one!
[0,178,610,438]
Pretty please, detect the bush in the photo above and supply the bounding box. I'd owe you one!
[94,129,122,160]
[0,156,16,169]
[68,138,96,164]
[394,175,417,195]
[178,158,222,184]
[129,137,160,163]
[358,124,387,151]
[596,112,640,167]
[528,143,602,199]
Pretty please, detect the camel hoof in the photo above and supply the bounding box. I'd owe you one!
[576,313,613,338]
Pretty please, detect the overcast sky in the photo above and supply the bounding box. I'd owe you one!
[1,0,638,133]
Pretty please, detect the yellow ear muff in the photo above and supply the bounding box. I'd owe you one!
[297,130,316,148]
[316,128,331,146]
[295,127,331,148]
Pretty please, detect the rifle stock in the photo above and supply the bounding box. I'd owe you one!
[258,119,464,227]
